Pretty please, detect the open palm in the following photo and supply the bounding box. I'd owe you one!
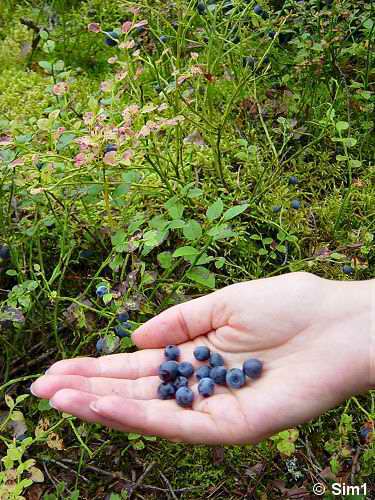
[31,272,371,444]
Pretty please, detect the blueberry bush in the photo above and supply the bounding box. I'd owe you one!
[0,0,374,498]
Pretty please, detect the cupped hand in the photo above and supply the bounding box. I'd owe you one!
[31,272,372,444]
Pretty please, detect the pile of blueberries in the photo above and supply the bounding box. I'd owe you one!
[158,345,263,408]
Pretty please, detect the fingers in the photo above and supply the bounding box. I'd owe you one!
[133,290,226,348]
[45,350,166,379]
[31,374,160,400]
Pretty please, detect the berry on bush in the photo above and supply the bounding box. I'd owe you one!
[104,31,119,46]
[96,284,108,297]
[159,35,168,43]
[176,386,194,407]
[342,264,354,275]
[210,366,227,385]
[197,1,206,15]
[195,365,211,380]
[243,358,263,379]
[209,352,224,367]
[165,345,180,361]
[178,361,194,378]
[158,383,176,400]
[174,376,189,389]
[193,345,210,361]
[114,323,131,338]
[96,338,105,353]
[198,377,215,397]
[272,205,281,213]
[226,368,246,389]
[159,360,179,382]
[0,245,10,260]
[117,311,129,322]
[289,176,298,185]
[104,144,117,154]
[291,199,301,209]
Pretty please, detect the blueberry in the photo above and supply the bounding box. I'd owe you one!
[96,284,108,297]
[16,433,28,442]
[96,338,105,353]
[157,383,176,400]
[253,4,268,19]
[342,265,354,275]
[209,352,224,367]
[272,205,281,213]
[197,1,206,15]
[117,311,129,322]
[193,345,210,361]
[36,161,44,170]
[243,358,263,379]
[268,31,276,39]
[198,377,215,397]
[195,365,211,381]
[291,199,301,210]
[0,245,10,260]
[210,366,227,385]
[159,360,179,382]
[104,144,117,154]
[226,368,246,389]
[135,25,146,34]
[288,175,298,185]
[178,362,194,378]
[165,345,180,361]
[105,31,119,46]
[176,386,194,407]
[114,323,131,338]
[174,376,189,389]
[279,32,294,46]
[159,35,168,43]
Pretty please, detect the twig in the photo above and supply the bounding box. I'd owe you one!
[45,458,90,483]
[42,461,58,487]
[350,446,361,485]
[130,462,156,498]
[160,471,178,500]
[10,348,56,376]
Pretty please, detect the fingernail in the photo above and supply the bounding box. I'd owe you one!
[45,369,50,375]
[49,400,57,409]
[89,401,100,413]
[29,383,36,396]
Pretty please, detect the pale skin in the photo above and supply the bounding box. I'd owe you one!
[31,272,374,445]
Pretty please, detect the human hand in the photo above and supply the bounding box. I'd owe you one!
[31,272,373,444]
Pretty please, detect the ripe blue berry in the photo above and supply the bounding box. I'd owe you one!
[159,360,179,382]
[272,205,281,213]
[159,35,168,43]
[104,144,117,154]
[195,365,210,381]
[96,284,108,298]
[176,386,194,407]
[197,2,206,15]
[165,345,180,361]
[178,362,194,378]
[114,323,131,338]
[226,368,246,389]
[0,245,10,260]
[16,433,28,442]
[157,383,176,400]
[291,199,301,210]
[174,376,189,389]
[117,311,129,322]
[198,377,215,397]
[253,4,263,15]
[342,265,354,275]
[209,352,224,367]
[289,176,298,185]
[193,345,210,361]
[96,338,105,353]
[210,366,227,385]
[243,358,263,379]
[104,31,119,46]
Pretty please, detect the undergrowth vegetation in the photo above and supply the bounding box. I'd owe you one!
[0,0,374,498]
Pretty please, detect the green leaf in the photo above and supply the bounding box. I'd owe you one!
[206,199,223,221]
[6,269,17,276]
[183,220,202,240]
[173,246,199,258]
[186,266,215,288]
[208,224,236,241]
[277,440,295,456]
[164,197,184,219]
[38,60,52,72]
[341,137,357,148]
[223,204,248,221]
[149,215,168,230]
[167,219,185,229]
[38,399,52,412]
[187,187,203,198]
[157,251,173,269]
[127,433,141,440]
[336,121,349,133]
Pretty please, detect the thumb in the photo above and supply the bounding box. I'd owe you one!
[132,289,224,348]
